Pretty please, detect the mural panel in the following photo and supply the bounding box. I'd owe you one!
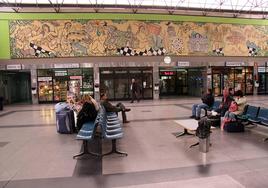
[9,19,268,58]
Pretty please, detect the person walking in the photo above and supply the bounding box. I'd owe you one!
[130,78,140,103]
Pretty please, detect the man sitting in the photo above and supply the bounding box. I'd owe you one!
[190,89,215,120]
[100,92,131,123]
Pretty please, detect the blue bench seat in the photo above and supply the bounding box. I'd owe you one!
[73,119,100,159]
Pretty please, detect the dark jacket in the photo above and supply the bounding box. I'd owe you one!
[76,102,97,131]
[201,93,215,107]
[221,95,234,110]
[101,99,121,112]
[131,82,140,93]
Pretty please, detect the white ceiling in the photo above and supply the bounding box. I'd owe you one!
[1,0,268,18]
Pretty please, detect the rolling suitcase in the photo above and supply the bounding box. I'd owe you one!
[56,109,76,134]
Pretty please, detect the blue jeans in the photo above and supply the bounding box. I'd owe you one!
[192,103,209,118]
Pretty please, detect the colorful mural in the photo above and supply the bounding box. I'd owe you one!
[9,20,268,58]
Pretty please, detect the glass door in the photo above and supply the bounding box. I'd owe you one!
[114,70,129,100]
[176,69,188,95]
[100,70,115,99]
[212,73,221,96]
[142,70,153,99]
[245,67,253,94]
[223,68,234,89]
[38,77,53,102]
[234,67,245,94]
[159,75,176,95]
[53,77,68,102]
[258,73,266,94]
[68,76,82,99]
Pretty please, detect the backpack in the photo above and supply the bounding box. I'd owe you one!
[196,117,211,139]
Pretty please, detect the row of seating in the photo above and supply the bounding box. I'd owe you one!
[237,105,268,126]
[73,105,127,159]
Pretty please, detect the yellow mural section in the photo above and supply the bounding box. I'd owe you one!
[9,20,268,58]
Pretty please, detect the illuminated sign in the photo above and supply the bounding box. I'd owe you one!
[162,71,175,75]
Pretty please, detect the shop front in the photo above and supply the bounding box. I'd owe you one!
[37,68,94,103]
[209,64,254,96]
[99,67,153,100]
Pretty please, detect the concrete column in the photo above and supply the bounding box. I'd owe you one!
[30,68,39,104]
[93,64,100,101]
[153,63,159,100]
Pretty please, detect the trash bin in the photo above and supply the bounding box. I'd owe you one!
[0,97,3,111]
[199,136,210,153]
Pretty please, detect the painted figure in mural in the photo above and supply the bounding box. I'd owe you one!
[136,24,150,51]
[58,22,73,56]
[89,27,107,55]
[164,25,184,55]
[30,23,58,53]
[188,32,209,54]
[13,26,34,57]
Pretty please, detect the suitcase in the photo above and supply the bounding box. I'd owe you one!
[56,109,76,134]
[55,102,69,113]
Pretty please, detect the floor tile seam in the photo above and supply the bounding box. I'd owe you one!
[0,124,56,129]
[102,156,268,178]
[0,111,16,118]
[230,156,268,172]
[130,117,190,122]
[101,163,251,188]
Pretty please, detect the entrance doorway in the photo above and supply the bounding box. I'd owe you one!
[159,68,204,97]
[100,67,153,101]
[0,70,32,104]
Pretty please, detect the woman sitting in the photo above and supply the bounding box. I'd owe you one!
[216,88,234,117]
[221,90,247,131]
[76,94,99,131]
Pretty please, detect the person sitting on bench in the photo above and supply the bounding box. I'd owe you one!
[215,88,234,117]
[221,90,247,130]
[76,94,99,131]
[100,92,131,123]
[190,89,214,120]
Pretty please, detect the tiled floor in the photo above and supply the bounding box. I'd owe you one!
[1,96,268,187]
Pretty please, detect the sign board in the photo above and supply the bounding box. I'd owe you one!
[54,63,79,68]
[225,62,245,67]
[38,77,52,81]
[70,76,82,80]
[258,67,266,73]
[81,63,93,68]
[177,61,190,67]
[6,64,22,70]
[55,70,67,76]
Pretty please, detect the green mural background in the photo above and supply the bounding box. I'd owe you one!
[9,19,268,58]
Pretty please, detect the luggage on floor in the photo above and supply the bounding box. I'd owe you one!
[224,121,244,133]
[56,109,76,134]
